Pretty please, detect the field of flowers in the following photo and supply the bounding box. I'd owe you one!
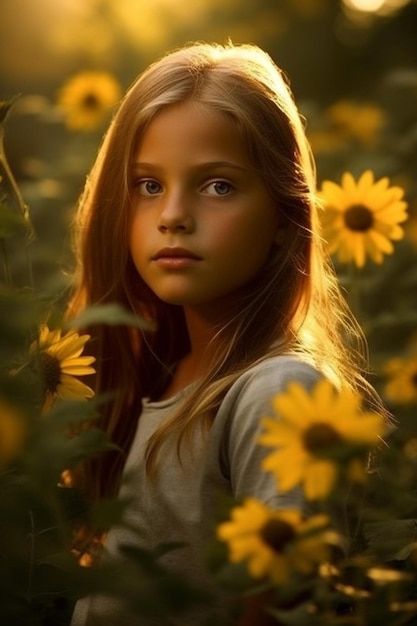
[1,1,417,624]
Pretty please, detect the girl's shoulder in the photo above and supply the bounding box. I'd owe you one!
[215,354,324,428]
[212,356,324,481]
[230,354,323,401]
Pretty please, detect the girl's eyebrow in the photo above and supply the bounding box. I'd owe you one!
[131,161,249,173]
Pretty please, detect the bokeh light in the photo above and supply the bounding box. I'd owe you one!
[342,0,411,15]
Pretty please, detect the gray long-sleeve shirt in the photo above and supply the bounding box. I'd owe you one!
[71,355,321,626]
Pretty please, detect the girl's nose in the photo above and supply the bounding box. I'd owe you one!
[157,192,195,234]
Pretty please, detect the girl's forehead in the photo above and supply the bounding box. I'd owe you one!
[135,101,243,151]
[130,101,264,180]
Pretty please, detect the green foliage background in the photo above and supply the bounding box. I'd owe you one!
[1,1,417,624]
[1,0,417,324]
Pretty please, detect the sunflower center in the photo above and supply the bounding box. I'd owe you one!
[260,518,295,552]
[344,204,373,232]
[303,422,342,453]
[82,93,100,110]
[39,352,62,394]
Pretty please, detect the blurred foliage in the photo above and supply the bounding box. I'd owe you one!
[1,0,417,624]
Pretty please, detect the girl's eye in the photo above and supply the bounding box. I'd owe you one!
[202,180,234,196]
[135,179,163,196]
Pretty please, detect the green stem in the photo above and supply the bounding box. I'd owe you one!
[0,124,35,288]
[0,127,33,234]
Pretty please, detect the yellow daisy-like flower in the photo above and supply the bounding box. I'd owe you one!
[57,71,121,131]
[217,498,334,584]
[258,379,386,500]
[326,100,386,147]
[319,170,408,268]
[32,325,96,411]
[383,355,417,405]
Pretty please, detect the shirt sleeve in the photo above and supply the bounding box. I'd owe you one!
[220,357,322,512]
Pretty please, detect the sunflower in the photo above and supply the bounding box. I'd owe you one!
[57,71,121,131]
[326,101,386,147]
[217,498,335,584]
[319,170,408,268]
[383,355,417,405]
[32,325,96,411]
[258,379,386,500]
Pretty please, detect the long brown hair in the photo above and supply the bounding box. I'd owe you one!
[67,42,374,502]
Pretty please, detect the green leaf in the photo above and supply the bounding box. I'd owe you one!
[43,396,103,428]
[65,303,152,330]
[364,519,417,561]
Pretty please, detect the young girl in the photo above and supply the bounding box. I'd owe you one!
[67,42,375,626]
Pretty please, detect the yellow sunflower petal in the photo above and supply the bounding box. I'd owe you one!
[332,387,362,418]
[60,364,96,376]
[357,169,374,191]
[352,235,367,268]
[377,202,408,222]
[274,509,303,527]
[343,414,385,443]
[61,354,96,367]
[228,536,263,561]
[367,175,390,198]
[321,180,349,209]
[39,325,62,346]
[367,229,395,253]
[387,224,406,240]
[51,333,91,361]
[58,375,94,399]
[269,555,290,584]
[262,447,306,492]
[364,237,386,264]
[303,460,338,500]
[310,378,337,412]
[273,382,318,426]
[341,171,358,196]
[248,547,277,579]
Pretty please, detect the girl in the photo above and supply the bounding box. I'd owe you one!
[68,42,375,625]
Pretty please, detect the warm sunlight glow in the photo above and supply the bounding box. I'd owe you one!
[0,0,216,83]
[344,0,385,10]
[110,0,211,51]
[343,0,410,14]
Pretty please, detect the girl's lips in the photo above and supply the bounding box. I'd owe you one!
[153,247,201,260]
[152,247,202,269]
[154,257,201,269]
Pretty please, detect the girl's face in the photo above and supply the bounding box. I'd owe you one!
[129,100,281,316]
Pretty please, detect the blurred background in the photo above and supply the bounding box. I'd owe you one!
[1,5,417,623]
[0,0,417,400]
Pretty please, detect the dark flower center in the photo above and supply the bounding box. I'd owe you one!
[344,204,373,232]
[303,422,342,453]
[82,93,101,110]
[260,518,295,552]
[39,352,61,394]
